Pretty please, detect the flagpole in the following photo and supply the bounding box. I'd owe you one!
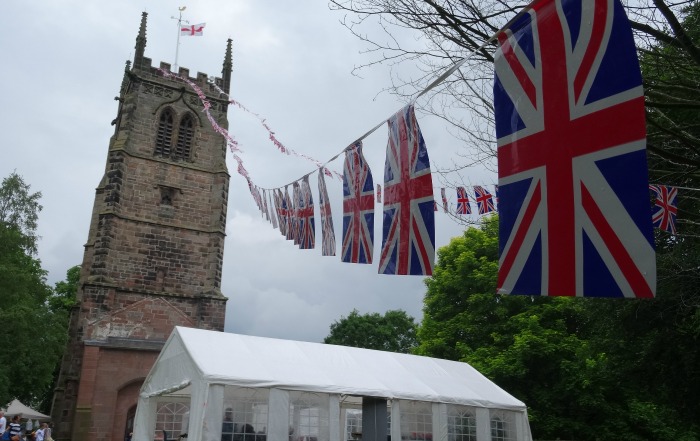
[172,6,188,71]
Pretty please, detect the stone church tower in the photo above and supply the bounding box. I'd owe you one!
[51,13,232,441]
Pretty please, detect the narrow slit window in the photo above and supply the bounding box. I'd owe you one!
[175,113,195,160]
[155,108,174,156]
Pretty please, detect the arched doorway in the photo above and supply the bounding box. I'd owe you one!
[125,405,136,440]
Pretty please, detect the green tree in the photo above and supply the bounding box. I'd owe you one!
[0,173,68,410]
[324,309,418,353]
[417,218,613,440]
[50,264,80,313]
[0,172,43,254]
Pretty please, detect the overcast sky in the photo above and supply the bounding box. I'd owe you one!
[1,1,496,343]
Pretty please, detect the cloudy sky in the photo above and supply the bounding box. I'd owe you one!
[2,1,496,343]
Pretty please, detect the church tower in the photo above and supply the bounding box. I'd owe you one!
[51,13,232,441]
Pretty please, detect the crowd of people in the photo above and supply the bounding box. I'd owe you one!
[0,412,52,441]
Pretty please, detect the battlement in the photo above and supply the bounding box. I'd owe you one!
[133,57,228,94]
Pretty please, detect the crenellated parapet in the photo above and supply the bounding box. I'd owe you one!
[129,12,232,111]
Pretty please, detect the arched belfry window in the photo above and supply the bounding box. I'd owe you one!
[174,113,195,160]
[154,108,175,156]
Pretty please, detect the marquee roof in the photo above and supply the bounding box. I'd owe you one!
[141,326,526,411]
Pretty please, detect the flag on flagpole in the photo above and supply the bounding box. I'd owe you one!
[441,188,448,213]
[649,184,678,234]
[318,169,336,256]
[181,23,205,36]
[342,142,374,264]
[379,105,435,276]
[494,0,655,297]
[473,185,495,215]
[298,176,316,249]
[456,187,471,215]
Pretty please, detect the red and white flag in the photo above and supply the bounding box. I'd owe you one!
[181,23,206,36]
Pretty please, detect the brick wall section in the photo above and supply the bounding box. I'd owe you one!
[51,42,232,441]
[76,348,160,441]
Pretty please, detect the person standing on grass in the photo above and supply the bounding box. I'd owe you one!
[34,423,48,441]
[8,415,22,441]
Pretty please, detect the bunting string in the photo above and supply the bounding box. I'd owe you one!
[209,81,334,178]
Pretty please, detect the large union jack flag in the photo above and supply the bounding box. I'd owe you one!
[649,184,678,234]
[379,105,435,275]
[297,177,316,249]
[342,142,375,264]
[494,0,655,297]
[456,187,471,215]
[318,169,336,256]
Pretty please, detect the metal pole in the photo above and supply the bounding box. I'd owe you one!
[172,6,188,71]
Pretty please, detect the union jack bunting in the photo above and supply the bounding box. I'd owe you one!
[377,184,382,203]
[494,0,655,297]
[441,188,448,213]
[456,187,471,215]
[275,190,285,236]
[292,182,301,245]
[342,142,374,264]
[283,187,294,241]
[318,169,336,256]
[262,189,270,222]
[379,105,435,275]
[255,186,263,214]
[649,184,678,234]
[474,185,495,215]
[269,191,279,229]
[298,176,316,249]
[433,201,438,211]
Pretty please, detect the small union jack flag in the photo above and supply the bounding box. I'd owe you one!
[292,182,303,245]
[269,190,279,229]
[379,105,435,275]
[297,177,315,249]
[342,142,374,264]
[318,169,336,256]
[649,184,678,234]
[283,187,294,241]
[474,186,495,215]
[377,184,382,203]
[494,0,655,297]
[272,188,287,236]
[456,187,471,215]
[262,189,270,222]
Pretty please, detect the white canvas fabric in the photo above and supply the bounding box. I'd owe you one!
[1,399,51,421]
[134,327,532,441]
